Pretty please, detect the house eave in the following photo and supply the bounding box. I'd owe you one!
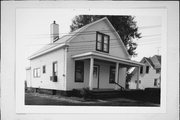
[29,44,68,60]
[72,52,144,67]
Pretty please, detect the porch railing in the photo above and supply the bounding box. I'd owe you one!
[112,81,125,91]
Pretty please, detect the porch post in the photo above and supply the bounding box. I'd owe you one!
[115,62,119,90]
[89,57,94,90]
[136,66,140,89]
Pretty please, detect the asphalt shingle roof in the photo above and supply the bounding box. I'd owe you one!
[146,55,161,69]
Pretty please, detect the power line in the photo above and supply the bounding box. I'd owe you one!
[67,44,161,52]
[26,42,161,54]
[137,40,161,44]
[27,24,162,37]
[26,41,161,54]
[141,34,161,38]
[26,37,160,47]
[27,33,161,40]
[26,29,161,40]
[26,29,114,37]
[66,41,161,50]
[156,47,161,55]
[139,25,161,30]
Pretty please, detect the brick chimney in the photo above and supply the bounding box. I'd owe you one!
[50,21,59,43]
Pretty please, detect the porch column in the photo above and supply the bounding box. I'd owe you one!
[136,66,140,89]
[115,62,119,90]
[89,57,94,90]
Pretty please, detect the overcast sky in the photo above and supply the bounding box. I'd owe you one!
[16,9,161,80]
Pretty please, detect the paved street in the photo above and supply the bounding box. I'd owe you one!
[25,93,159,106]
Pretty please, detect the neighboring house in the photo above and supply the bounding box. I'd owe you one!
[0,56,1,98]
[26,17,143,94]
[129,55,161,89]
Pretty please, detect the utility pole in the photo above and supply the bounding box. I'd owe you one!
[156,47,160,55]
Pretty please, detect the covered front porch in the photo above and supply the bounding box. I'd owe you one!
[72,52,144,91]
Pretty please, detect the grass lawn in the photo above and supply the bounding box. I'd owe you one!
[25,92,160,106]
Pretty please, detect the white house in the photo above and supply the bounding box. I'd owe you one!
[129,55,161,89]
[26,17,143,94]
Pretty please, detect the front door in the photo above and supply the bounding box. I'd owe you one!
[93,65,99,89]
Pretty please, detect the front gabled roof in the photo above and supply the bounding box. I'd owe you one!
[131,55,161,75]
[144,57,154,67]
[29,17,130,60]
[151,55,161,68]
[143,55,161,69]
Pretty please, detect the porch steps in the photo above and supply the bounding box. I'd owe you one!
[89,89,124,99]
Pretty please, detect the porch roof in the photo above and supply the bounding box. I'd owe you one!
[72,52,144,67]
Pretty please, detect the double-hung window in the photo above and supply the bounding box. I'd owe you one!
[42,65,46,74]
[146,66,149,74]
[140,66,143,74]
[33,68,40,78]
[96,31,110,53]
[154,79,158,86]
[135,80,141,84]
[156,69,160,73]
[52,62,58,76]
[75,61,84,82]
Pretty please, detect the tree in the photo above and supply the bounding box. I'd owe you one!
[70,15,141,56]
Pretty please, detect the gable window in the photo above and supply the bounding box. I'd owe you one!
[135,80,141,84]
[33,68,40,78]
[146,66,149,74]
[75,61,84,82]
[109,66,115,83]
[43,65,46,74]
[140,66,143,74]
[96,31,110,53]
[52,62,58,76]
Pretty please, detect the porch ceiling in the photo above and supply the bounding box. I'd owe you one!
[72,52,144,67]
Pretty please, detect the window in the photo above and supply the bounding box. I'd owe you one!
[154,79,158,86]
[146,66,149,74]
[109,66,115,83]
[33,68,40,78]
[52,62,58,76]
[135,80,141,84]
[96,31,110,53]
[140,66,143,74]
[156,69,161,73]
[75,61,84,82]
[43,65,46,74]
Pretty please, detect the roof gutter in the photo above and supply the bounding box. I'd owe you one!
[72,52,144,67]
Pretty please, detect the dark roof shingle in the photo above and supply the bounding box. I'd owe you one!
[148,55,161,69]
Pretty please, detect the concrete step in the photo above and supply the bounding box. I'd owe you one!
[89,90,124,99]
